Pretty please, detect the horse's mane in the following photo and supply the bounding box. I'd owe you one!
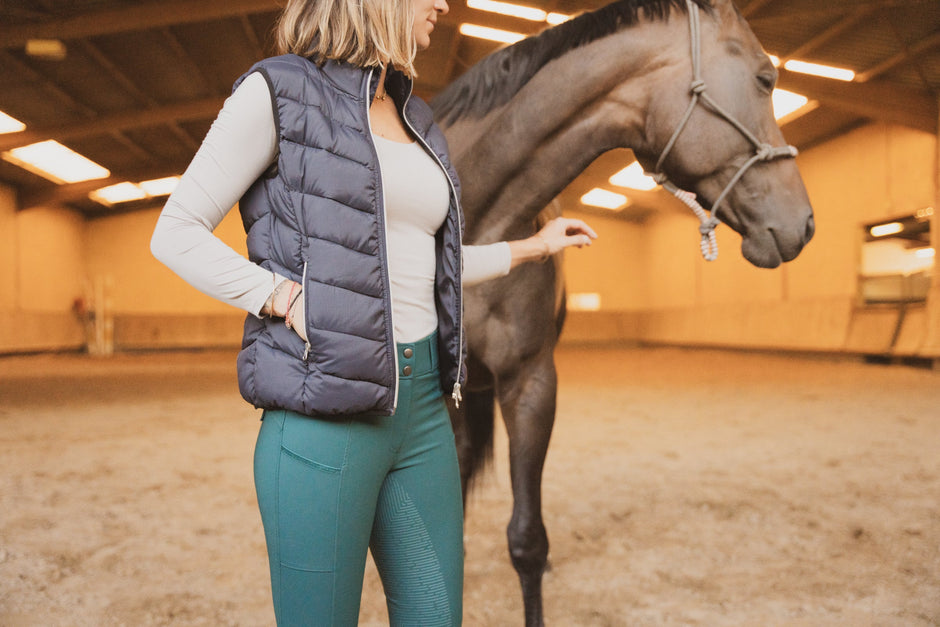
[432,0,713,125]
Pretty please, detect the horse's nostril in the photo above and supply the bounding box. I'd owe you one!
[804,215,815,241]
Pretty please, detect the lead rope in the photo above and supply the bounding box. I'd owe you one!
[666,183,720,261]
[646,0,799,262]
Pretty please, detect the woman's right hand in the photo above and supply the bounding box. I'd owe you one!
[264,279,307,342]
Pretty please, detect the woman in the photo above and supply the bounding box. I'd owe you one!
[151,0,596,624]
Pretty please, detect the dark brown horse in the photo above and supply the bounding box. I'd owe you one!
[432,0,814,624]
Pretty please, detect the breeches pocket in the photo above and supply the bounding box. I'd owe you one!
[275,413,351,572]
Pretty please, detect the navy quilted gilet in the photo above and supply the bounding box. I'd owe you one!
[234,55,465,417]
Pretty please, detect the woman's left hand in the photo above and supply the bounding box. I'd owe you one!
[535,217,598,256]
[508,216,598,269]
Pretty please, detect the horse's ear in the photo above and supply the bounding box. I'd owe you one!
[714,0,740,18]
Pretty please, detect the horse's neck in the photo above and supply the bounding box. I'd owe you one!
[444,22,680,242]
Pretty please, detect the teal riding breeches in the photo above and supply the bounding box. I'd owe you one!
[253,332,464,626]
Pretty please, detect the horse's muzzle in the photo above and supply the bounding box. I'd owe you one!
[741,212,814,269]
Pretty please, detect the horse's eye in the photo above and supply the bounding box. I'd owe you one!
[756,72,776,93]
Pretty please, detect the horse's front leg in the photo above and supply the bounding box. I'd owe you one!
[498,347,557,627]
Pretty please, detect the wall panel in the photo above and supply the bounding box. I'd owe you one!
[0,187,85,353]
[563,209,647,311]
[85,207,249,314]
[0,185,16,312]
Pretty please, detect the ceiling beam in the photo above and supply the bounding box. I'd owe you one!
[77,39,198,151]
[0,97,226,152]
[750,0,938,23]
[108,131,152,161]
[741,0,775,19]
[239,15,267,62]
[0,50,96,118]
[855,30,940,84]
[159,27,213,93]
[777,69,938,135]
[780,7,878,62]
[0,0,281,49]
[3,6,51,20]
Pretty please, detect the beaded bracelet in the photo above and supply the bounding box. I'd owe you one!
[284,284,302,329]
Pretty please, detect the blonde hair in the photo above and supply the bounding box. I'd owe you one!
[275,0,418,77]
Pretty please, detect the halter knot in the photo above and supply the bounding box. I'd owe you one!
[755,143,774,160]
[698,215,720,236]
[690,79,706,95]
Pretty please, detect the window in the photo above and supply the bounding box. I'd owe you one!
[859,208,933,304]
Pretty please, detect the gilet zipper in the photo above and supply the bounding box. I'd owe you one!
[301,261,311,361]
[398,81,465,407]
[364,68,400,414]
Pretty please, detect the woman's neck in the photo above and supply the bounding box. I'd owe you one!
[370,66,412,143]
[374,66,389,103]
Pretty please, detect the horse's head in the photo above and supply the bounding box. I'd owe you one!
[635,0,814,268]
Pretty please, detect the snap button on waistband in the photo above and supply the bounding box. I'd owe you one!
[403,348,414,358]
[402,365,413,376]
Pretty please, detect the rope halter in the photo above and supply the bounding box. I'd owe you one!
[646,0,799,261]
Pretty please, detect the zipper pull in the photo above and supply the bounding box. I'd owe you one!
[451,382,462,408]
[303,342,310,362]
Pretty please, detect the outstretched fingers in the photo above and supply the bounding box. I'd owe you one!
[508,217,599,269]
[539,217,598,253]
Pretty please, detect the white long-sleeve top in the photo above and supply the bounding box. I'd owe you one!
[151,72,511,342]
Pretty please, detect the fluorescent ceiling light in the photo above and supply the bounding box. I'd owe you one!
[869,222,904,238]
[581,188,628,210]
[772,88,810,121]
[783,59,855,82]
[89,175,181,206]
[770,54,855,81]
[567,292,602,311]
[89,182,148,206]
[609,162,658,191]
[0,111,26,134]
[26,39,67,61]
[459,23,526,44]
[915,248,935,259]
[140,176,180,197]
[466,0,570,25]
[546,12,572,25]
[467,0,545,21]
[2,140,109,184]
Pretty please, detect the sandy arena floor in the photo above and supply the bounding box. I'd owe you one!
[0,345,938,626]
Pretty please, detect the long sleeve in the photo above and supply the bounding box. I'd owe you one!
[150,72,280,316]
[462,242,511,286]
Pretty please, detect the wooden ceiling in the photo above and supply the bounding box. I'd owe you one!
[0,0,938,219]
